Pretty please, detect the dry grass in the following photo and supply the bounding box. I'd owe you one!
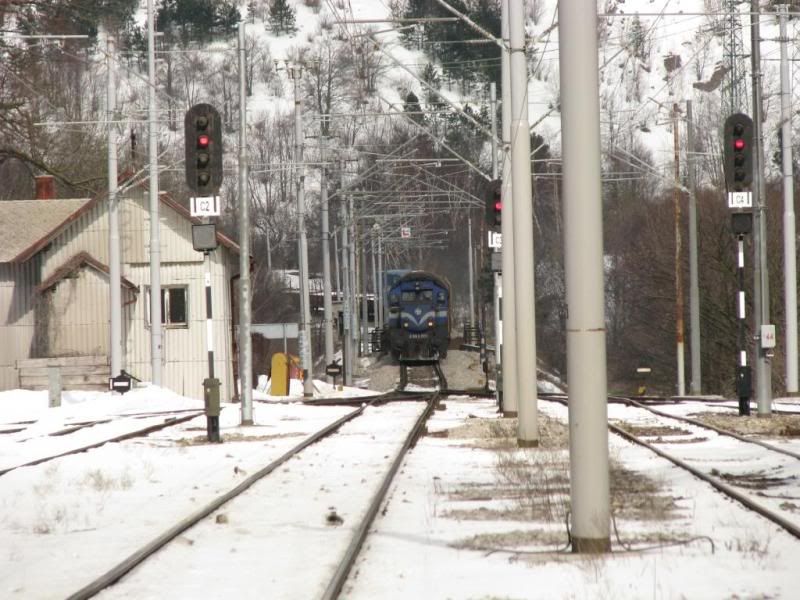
[175,431,300,446]
[689,411,800,437]
[439,414,677,524]
[453,528,568,552]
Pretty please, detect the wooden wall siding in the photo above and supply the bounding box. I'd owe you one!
[17,355,109,391]
[0,189,237,398]
[122,192,203,265]
[45,267,109,357]
[0,259,39,389]
[121,196,147,264]
[123,251,236,401]
[41,201,107,280]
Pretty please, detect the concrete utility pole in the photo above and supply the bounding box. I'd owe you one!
[320,118,335,377]
[361,231,369,355]
[289,65,314,397]
[490,81,502,407]
[672,104,686,397]
[558,0,611,552]
[371,226,379,333]
[779,5,797,394]
[686,100,702,395]
[333,227,341,302]
[340,201,353,385]
[508,0,538,446]
[376,228,384,326]
[349,195,359,357]
[147,0,162,385]
[499,0,518,417]
[107,34,122,379]
[750,0,772,415]
[468,215,475,330]
[238,22,253,423]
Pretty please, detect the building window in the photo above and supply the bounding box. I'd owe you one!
[145,286,188,327]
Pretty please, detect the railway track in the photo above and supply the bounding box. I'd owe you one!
[543,395,800,540]
[65,391,439,600]
[0,410,204,477]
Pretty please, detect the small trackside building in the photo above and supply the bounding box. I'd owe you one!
[0,177,239,400]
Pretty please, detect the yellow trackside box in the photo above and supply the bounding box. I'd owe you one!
[270,353,301,396]
[270,353,290,396]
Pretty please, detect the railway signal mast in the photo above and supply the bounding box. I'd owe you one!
[723,113,759,416]
[485,180,503,404]
[185,103,224,442]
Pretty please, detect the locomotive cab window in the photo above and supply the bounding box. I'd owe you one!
[145,286,189,328]
[437,291,446,303]
[401,291,416,302]
[419,290,433,301]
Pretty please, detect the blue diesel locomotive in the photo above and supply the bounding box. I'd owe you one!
[383,270,451,360]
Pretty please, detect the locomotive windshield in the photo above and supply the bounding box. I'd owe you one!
[401,290,434,302]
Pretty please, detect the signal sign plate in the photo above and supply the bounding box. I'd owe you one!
[728,191,752,209]
[191,196,221,217]
[400,226,411,238]
[761,324,776,349]
[488,231,502,249]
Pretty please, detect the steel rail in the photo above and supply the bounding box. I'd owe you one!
[65,400,380,600]
[321,392,439,600]
[0,412,202,477]
[623,397,800,461]
[544,396,800,540]
[608,422,800,540]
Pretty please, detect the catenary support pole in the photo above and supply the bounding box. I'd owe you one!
[499,0,518,417]
[686,100,702,395]
[673,104,686,397]
[468,215,475,330]
[333,224,341,302]
[107,34,122,379]
[361,230,369,355]
[341,202,352,385]
[290,66,314,397]
[237,22,253,424]
[371,232,378,342]
[490,81,502,407]
[558,0,611,552]
[377,230,384,327]
[147,0,162,385]
[508,0,538,446]
[750,0,772,415]
[320,119,335,377]
[349,196,359,357]
[779,5,797,394]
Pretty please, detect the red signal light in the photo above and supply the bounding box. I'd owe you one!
[733,138,745,151]
[197,134,210,149]
[494,200,502,211]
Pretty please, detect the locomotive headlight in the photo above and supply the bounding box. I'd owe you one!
[427,320,434,328]
[403,322,409,328]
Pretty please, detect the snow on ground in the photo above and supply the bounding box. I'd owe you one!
[1,354,799,598]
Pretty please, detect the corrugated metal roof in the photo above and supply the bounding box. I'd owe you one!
[0,199,92,263]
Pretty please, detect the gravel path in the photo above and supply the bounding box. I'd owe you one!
[353,350,489,392]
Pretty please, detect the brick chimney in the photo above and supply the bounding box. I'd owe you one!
[35,175,55,200]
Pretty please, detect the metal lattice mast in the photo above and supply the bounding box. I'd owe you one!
[723,0,748,113]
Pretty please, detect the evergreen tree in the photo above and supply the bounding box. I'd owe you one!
[215,2,241,36]
[269,0,297,35]
[402,0,500,89]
